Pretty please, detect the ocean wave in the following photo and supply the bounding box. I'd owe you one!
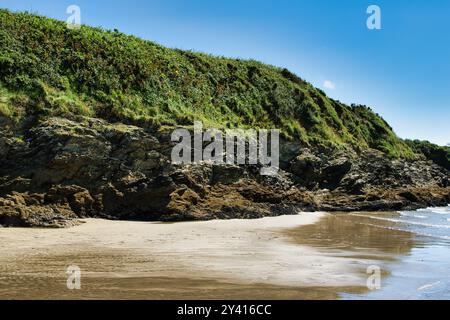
[350,214,450,229]
[415,208,449,215]
[400,212,428,219]
[359,222,450,241]
[428,207,450,214]
[418,281,442,292]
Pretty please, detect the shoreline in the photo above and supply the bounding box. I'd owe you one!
[1,196,449,229]
[1,208,449,299]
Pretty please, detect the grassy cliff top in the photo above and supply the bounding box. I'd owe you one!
[0,9,417,158]
[406,140,450,170]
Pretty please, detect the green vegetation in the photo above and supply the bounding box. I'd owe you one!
[0,9,432,159]
[406,140,450,170]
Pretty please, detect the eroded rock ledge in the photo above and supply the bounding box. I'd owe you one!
[1,116,449,227]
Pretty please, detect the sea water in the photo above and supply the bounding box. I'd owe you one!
[342,205,450,300]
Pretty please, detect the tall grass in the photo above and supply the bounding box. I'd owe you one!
[0,9,416,158]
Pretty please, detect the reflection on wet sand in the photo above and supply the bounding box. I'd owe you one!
[0,212,428,300]
[1,276,365,300]
[0,248,365,300]
[285,212,420,258]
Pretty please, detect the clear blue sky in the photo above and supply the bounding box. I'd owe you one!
[1,0,449,145]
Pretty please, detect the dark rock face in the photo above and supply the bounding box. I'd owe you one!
[0,116,449,227]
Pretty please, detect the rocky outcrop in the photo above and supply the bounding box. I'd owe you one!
[0,116,449,227]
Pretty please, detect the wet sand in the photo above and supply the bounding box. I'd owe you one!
[0,211,430,299]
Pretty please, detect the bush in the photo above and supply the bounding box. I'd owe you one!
[0,9,417,158]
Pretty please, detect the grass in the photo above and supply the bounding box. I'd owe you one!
[0,9,431,159]
[406,140,450,170]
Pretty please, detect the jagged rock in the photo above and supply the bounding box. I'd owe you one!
[320,157,352,189]
[0,192,79,227]
[290,150,322,187]
[0,116,448,227]
[212,164,246,185]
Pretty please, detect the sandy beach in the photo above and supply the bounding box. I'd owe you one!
[1,208,449,300]
[0,212,371,299]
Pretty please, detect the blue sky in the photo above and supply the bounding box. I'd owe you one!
[1,0,449,145]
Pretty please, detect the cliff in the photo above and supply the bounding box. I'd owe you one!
[0,10,448,227]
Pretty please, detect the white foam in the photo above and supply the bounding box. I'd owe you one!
[417,281,442,292]
[400,212,428,219]
[350,214,450,229]
[429,207,450,214]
